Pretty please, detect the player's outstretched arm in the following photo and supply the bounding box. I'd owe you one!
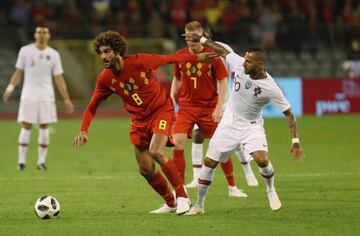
[283,109,304,162]
[73,131,88,147]
[3,69,23,103]
[191,34,230,58]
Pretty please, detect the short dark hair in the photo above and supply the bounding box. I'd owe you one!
[247,47,267,62]
[94,31,127,56]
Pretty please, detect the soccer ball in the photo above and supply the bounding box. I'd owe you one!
[34,195,61,219]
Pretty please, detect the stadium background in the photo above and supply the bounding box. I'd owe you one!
[0,0,360,116]
[0,1,359,236]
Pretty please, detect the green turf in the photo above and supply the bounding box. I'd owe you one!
[0,115,359,236]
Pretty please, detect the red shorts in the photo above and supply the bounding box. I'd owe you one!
[130,108,175,147]
[173,105,218,139]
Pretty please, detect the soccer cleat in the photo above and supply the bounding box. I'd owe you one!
[267,190,282,211]
[37,163,47,171]
[185,179,199,188]
[228,187,248,198]
[17,163,26,171]
[245,174,259,186]
[176,197,191,215]
[149,204,176,214]
[185,206,205,215]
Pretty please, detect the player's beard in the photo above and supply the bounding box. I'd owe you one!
[110,56,122,74]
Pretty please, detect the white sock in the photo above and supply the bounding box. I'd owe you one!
[235,146,255,176]
[18,128,31,164]
[259,162,275,191]
[38,128,50,165]
[191,143,203,180]
[196,166,215,208]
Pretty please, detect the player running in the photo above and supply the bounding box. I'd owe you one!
[186,34,304,215]
[73,31,216,215]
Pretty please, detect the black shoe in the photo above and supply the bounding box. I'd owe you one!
[17,163,26,171]
[37,163,47,170]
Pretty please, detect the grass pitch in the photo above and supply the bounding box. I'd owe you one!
[0,115,359,236]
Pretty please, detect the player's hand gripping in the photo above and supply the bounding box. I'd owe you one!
[290,143,304,162]
[73,131,88,147]
[191,33,202,43]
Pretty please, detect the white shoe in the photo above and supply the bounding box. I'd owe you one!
[245,174,259,186]
[267,190,282,211]
[228,187,248,198]
[185,206,204,215]
[149,204,176,214]
[185,179,198,188]
[176,197,191,215]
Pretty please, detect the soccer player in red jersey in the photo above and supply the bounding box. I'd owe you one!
[170,21,247,197]
[72,31,216,215]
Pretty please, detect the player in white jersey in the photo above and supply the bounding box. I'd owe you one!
[2,26,74,171]
[187,30,258,191]
[186,35,304,215]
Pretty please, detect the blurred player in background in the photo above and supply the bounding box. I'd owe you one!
[171,21,247,198]
[2,26,74,171]
[187,34,304,215]
[72,31,217,215]
[343,37,360,79]
[187,26,258,189]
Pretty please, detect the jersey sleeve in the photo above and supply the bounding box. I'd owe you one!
[269,83,291,112]
[53,51,64,76]
[213,57,228,80]
[15,47,25,70]
[138,53,198,71]
[225,52,245,72]
[80,73,113,132]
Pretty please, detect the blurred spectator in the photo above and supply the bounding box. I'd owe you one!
[1,0,360,52]
[343,38,360,78]
[258,5,280,51]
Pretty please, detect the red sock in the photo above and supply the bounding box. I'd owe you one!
[147,171,175,207]
[172,149,186,183]
[220,157,236,187]
[161,159,188,198]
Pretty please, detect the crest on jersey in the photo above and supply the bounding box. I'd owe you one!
[124,82,134,92]
[46,55,50,61]
[190,65,198,74]
[253,86,262,97]
[245,81,252,89]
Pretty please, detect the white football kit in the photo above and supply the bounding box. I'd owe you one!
[206,52,291,162]
[16,44,64,124]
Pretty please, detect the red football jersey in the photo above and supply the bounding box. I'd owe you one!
[174,47,228,107]
[80,53,198,132]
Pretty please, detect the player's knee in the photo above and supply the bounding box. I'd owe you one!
[255,156,269,167]
[139,165,156,179]
[204,157,218,169]
[193,130,204,144]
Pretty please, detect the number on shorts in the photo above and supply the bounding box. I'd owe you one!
[132,93,143,105]
[159,120,167,130]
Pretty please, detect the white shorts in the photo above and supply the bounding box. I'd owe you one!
[17,100,57,124]
[206,112,268,163]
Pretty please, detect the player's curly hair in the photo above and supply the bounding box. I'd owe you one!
[94,31,127,56]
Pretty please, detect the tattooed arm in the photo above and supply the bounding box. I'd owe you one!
[191,34,230,58]
[283,109,304,161]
